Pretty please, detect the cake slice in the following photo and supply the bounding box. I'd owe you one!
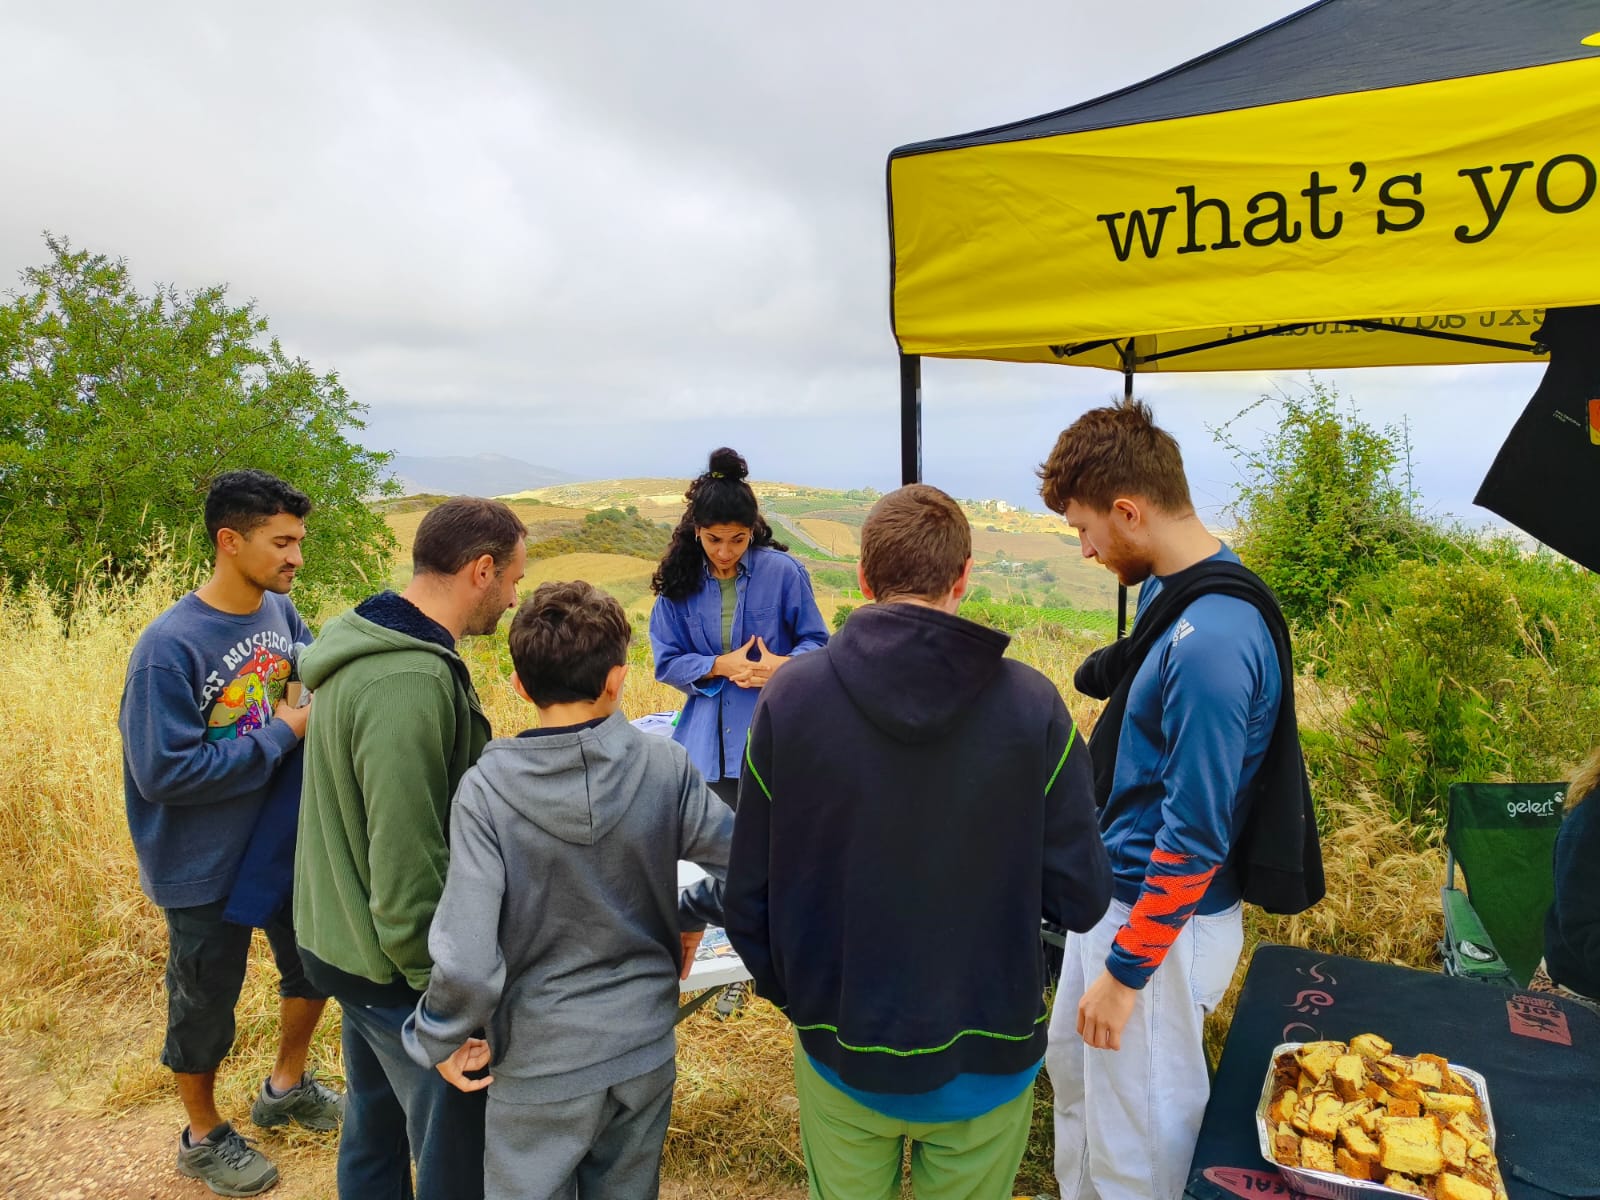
[1437,1173,1495,1200]
[1378,1117,1444,1176]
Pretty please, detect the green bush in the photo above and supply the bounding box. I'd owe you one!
[1320,553,1600,826]
[961,600,1116,639]
[1215,380,1421,625]
[527,508,669,560]
[0,236,397,601]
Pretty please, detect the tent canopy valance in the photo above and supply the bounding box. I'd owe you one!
[887,0,1600,375]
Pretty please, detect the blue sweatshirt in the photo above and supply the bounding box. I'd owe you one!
[1101,546,1281,989]
[120,591,310,908]
[648,546,828,782]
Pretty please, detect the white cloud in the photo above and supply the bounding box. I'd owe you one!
[0,0,1550,519]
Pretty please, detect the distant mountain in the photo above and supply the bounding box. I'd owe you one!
[385,454,580,498]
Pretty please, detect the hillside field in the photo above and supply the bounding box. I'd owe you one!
[439,478,1122,622]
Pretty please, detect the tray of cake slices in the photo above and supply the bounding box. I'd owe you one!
[1256,1034,1506,1200]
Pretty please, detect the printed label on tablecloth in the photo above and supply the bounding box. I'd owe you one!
[1507,993,1572,1045]
[1202,1167,1290,1198]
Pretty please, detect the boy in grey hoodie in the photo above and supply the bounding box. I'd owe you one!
[402,580,733,1200]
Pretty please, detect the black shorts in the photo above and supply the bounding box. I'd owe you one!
[160,899,325,1075]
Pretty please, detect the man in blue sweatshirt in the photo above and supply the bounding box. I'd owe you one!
[1039,401,1284,1200]
[724,484,1111,1200]
[120,470,343,1198]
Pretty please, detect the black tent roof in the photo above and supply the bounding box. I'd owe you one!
[893,0,1600,157]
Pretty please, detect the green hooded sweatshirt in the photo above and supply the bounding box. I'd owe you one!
[293,596,490,994]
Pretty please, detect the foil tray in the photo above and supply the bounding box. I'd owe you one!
[1255,1041,1498,1200]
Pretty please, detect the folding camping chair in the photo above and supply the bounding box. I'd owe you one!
[1439,782,1566,988]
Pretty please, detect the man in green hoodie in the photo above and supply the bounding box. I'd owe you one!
[294,496,527,1200]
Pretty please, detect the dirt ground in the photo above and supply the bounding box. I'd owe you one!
[0,1043,807,1200]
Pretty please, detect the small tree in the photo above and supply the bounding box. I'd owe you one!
[0,236,397,600]
[1214,379,1418,624]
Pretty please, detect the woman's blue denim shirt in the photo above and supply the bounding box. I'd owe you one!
[648,545,828,782]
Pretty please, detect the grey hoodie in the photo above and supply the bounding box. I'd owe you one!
[401,710,733,1103]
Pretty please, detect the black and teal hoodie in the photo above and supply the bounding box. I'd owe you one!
[723,601,1111,1095]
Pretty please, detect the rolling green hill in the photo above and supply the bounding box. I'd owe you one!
[385,478,1121,621]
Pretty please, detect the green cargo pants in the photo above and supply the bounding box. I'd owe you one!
[793,1044,1034,1200]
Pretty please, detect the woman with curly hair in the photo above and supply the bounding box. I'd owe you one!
[649,448,828,810]
[1535,748,1600,1007]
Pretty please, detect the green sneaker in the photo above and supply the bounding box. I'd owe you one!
[250,1072,346,1132]
[176,1122,279,1197]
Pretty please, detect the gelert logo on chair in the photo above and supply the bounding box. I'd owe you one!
[1505,791,1562,818]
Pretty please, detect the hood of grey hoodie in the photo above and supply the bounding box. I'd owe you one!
[474,711,651,847]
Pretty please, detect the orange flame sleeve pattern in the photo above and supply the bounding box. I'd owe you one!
[1109,847,1217,981]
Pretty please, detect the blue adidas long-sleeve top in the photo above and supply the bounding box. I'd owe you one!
[119,591,310,909]
[1101,546,1282,989]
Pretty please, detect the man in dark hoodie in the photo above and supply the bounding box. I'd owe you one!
[293,497,527,1200]
[401,580,733,1200]
[723,483,1111,1200]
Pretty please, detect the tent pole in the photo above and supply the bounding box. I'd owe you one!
[899,353,922,485]
[1117,356,1133,638]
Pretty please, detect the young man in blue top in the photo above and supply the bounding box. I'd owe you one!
[120,470,343,1198]
[1039,401,1284,1200]
[724,484,1111,1200]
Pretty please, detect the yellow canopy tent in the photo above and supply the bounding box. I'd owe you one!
[887,0,1600,496]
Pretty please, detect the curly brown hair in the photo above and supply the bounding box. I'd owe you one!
[1037,398,1193,516]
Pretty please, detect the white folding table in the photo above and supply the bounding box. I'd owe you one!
[676,861,752,1021]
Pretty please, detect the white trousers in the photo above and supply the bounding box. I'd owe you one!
[1046,899,1244,1200]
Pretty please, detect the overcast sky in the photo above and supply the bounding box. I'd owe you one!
[0,0,1545,518]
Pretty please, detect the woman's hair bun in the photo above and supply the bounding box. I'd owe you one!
[707,448,749,481]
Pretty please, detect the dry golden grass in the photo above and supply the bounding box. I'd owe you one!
[795,519,859,557]
[667,1000,808,1187]
[522,552,658,591]
[0,567,1447,1197]
[970,529,1079,560]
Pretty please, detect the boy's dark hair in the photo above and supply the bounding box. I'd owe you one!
[205,470,312,547]
[1037,398,1193,515]
[412,497,528,576]
[859,484,971,603]
[508,581,632,705]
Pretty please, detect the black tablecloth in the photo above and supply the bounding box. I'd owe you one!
[1184,944,1600,1200]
